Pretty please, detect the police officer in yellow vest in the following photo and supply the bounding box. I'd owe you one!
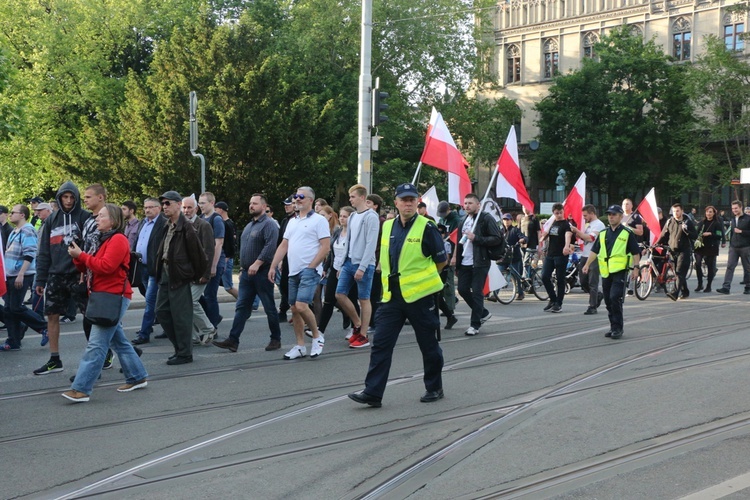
[582,205,640,339]
[349,183,447,407]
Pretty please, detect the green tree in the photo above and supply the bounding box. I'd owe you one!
[532,26,695,199]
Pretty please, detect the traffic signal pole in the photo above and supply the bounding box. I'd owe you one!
[357,0,373,192]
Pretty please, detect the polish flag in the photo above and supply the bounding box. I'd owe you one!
[496,127,534,214]
[420,185,440,219]
[420,108,472,205]
[0,242,6,297]
[636,187,661,245]
[563,173,586,230]
[483,264,507,295]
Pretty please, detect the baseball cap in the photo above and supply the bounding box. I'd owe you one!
[215,201,229,211]
[502,213,513,220]
[395,183,419,198]
[437,201,450,216]
[283,196,293,206]
[34,203,53,211]
[159,191,182,203]
[605,204,624,214]
[27,196,44,204]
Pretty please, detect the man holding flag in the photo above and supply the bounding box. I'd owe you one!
[452,193,503,336]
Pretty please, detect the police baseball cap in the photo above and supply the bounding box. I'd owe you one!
[27,196,44,204]
[215,201,229,211]
[159,191,182,203]
[605,204,624,214]
[395,183,419,198]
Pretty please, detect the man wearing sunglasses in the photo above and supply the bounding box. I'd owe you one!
[154,191,208,365]
[269,187,329,359]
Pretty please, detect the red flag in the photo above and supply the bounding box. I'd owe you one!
[483,264,507,295]
[636,188,661,245]
[563,173,586,230]
[0,240,6,297]
[420,108,472,205]
[448,228,458,246]
[496,126,534,214]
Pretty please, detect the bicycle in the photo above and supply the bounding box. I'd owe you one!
[491,245,548,304]
[634,245,680,301]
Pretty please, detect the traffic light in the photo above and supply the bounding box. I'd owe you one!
[372,88,389,128]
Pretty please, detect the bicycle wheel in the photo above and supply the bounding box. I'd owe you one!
[664,263,679,300]
[634,265,653,300]
[531,270,549,301]
[685,255,693,280]
[492,268,517,305]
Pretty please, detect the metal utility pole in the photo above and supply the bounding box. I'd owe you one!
[357,0,373,192]
[189,91,206,194]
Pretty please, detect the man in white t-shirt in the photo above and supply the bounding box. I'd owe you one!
[269,186,330,360]
[573,204,606,315]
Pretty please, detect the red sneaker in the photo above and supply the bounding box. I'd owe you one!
[349,333,370,348]
[348,325,362,345]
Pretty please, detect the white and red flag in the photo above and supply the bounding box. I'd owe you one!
[636,187,661,245]
[420,108,472,205]
[563,173,586,230]
[420,185,440,219]
[495,127,534,214]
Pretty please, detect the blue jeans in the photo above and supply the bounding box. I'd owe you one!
[288,268,320,304]
[138,270,158,338]
[336,259,376,299]
[221,258,234,290]
[200,261,225,327]
[228,267,280,344]
[4,275,47,348]
[71,298,148,395]
[542,255,568,305]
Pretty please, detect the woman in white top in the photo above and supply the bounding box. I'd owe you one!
[318,207,359,335]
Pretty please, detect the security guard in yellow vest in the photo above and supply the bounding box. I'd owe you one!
[349,183,447,407]
[582,205,640,339]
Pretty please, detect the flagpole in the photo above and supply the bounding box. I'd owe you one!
[461,162,501,243]
[411,161,423,185]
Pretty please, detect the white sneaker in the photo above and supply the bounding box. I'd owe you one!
[304,328,313,338]
[201,328,217,345]
[345,328,354,340]
[310,336,324,358]
[464,327,479,336]
[480,312,492,324]
[283,345,307,360]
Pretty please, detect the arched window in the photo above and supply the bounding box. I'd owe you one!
[672,17,691,61]
[543,39,559,78]
[629,24,643,38]
[507,45,521,83]
[582,31,599,58]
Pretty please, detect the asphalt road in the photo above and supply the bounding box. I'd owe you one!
[2,257,749,500]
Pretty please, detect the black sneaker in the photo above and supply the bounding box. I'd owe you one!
[34,358,63,375]
[544,301,555,312]
[102,350,114,370]
[716,288,730,295]
[60,316,76,324]
[584,307,597,315]
[550,303,562,313]
[445,315,458,330]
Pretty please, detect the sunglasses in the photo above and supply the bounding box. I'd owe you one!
[10,211,22,215]
[293,194,305,200]
[265,210,271,213]
[161,201,173,206]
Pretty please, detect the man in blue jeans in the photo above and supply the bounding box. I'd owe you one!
[336,184,380,349]
[198,192,225,328]
[213,194,280,352]
[539,203,573,313]
[131,197,167,344]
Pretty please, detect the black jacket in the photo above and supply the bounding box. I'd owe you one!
[155,213,207,290]
[456,211,504,268]
[695,217,723,257]
[729,213,750,248]
[658,216,698,254]
[134,214,167,276]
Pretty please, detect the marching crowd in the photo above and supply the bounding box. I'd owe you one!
[1,180,749,405]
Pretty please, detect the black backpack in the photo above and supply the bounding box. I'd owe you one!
[126,252,143,288]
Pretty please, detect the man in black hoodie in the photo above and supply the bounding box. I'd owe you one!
[33,181,92,375]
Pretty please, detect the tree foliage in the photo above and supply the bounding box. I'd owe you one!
[532,27,695,199]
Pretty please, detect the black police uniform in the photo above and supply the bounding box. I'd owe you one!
[590,224,640,336]
[361,214,447,403]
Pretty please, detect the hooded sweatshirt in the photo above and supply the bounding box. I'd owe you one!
[34,181,92,286]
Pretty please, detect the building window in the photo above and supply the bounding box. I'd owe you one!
[507,44,521,83]
[629,24,643,38]
[672,17,691,61]
[543,39,559,79]
[582,32,599,59]
[724,22,745,51]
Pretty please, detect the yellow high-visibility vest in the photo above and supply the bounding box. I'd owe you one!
[598,226,632,278]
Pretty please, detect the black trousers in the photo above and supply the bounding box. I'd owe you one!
[602,270,627,332]
[674,251,690,296]
[363,290,443,400]
[457,264,489,329]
